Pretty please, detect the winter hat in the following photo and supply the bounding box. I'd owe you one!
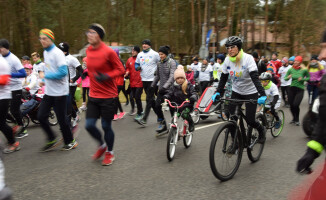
[281,57,288,63]
[21,55,30,60]
[133,46,140,53]
[142,39,151,46]
[216,53,226,62]
[266,63,275,73]
[158,46,169,55]
[88,23,105,39]
[58,42,69,53]
[289,56,295,61]
[295,56,303,63]
[39,28,55,42]
[210,58,215,63]
[174,65,186,80]
[311,55,319,61]
[252,51,259,59]
[192,56,199,62]
[23,64,33,69]
[0,39,9,49]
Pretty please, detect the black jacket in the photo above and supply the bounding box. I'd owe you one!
[164,82,197,106]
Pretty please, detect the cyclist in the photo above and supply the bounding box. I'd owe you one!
[211,36,267,143]
[163,65,197,132]
[22,64,39,95]
[0,39,27,138]
[37,28,77,151]
[58,42,82,128]
[258,72,281,128]
[0,56,20,153]
[284,56,310,126]
[278,57,292,107]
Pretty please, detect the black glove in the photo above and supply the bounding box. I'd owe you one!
[95,72,111,82]
[213,78,219,82]
[297,148,320,173]
[159,87,166,95]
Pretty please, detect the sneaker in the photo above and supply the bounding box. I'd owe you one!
[156,120,167,133]
[134,114,143,121]
[118,112,125,119]
[72,116,79,127]
[295,121,301,126]
[12,125,23,135]
[61,139,78,151]
[102,152,115,166]
[113,114,118,121]
[41,140,58,152]
[92,146,107,160]
[3,141,20,154]
[129,109,137,116]
[274,120,281,129]
[16,130,28,139]
[135,118,146,126]
[79,102,87,111]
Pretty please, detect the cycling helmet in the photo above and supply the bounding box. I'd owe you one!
[225,36,242,50]
[259,72,272,80]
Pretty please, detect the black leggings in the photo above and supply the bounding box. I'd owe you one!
[67,86,77,119]
[121,81,129,102]
[281,86,290,103]
[0,99,16,144]
[82,87,89,102]
[116,85,124,113]
[228,91,260,129]
[288,86,304,122]
[130,87,143,115]
[10,90,23,126]
[142,81,157,121]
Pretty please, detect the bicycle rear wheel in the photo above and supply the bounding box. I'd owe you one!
[247,113,265,162]
[191,109,200,124]
[209,122,243,181]
[271,110,284,137]
[167,127,178,161]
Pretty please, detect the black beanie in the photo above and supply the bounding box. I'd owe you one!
[252,51,259,59]
[158,46,169,55]
[142,39,151,46]
[133,46,140,53]
[0,39,9,49]
[58,42,69,53]
[88,23,105,39]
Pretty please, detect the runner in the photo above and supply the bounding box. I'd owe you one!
[31,52,45,75]
[307,55,325,105]
[77,57,89,111]
[58,42,83,128]
[113,49,126,120]
[212,36,267,143]
[270,52,282,75]
[284,56,310,126]
[37,28,77,151]
[0,39,27,138]
[151,46,177,135]
[278,57,292,107]
[213,53,225,82]
[0,56,20,153]
[125,46,143,117]
[134,39,160,126]
[84,23,125,166]
[21,55,31,65]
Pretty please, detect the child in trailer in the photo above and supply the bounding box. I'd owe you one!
[163,65,198,132]
[257,72,282,128]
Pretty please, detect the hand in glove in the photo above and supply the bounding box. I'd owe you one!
[257,96,267,105]
[297,148,320,174]
[211,92,221,102]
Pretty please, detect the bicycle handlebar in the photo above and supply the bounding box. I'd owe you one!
[219,98,257,104]
[165,99,190,109]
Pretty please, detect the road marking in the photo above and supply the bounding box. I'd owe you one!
[196,122,224,130]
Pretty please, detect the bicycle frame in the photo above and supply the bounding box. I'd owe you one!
[166,100,190,136]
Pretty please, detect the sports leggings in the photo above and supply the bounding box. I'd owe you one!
[116,85,124,113]
[288,86,304,122]
[0,99,15,144]
[82,87,89,102]
[281,86,290,103]
[85,118,114,151]
[10,90,23,126]
[130,87,143,115]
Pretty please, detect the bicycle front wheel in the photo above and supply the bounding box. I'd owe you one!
[183,126,193,148]
[167,127,178,161]
[247,113,265,162]
[191,109,200,124]
[271,110,284,137]
[209,122,243,181]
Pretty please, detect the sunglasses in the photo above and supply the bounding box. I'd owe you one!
[260,80,269,83]
[226,45,237,50]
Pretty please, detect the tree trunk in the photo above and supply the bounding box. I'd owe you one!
[150,0,154,37]
[191,0,196,54]
[272,0,281,52]
[197,0,202,46]
[175,0,179,58]
[214,0,219,52]
[264,0,268,55]
[243,0,249,50]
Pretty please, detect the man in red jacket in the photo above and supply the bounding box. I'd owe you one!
[270,52,282,76]
[84,23,125,166]
[125,46,143,118]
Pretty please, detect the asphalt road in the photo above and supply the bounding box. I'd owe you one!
[2,95,322,200]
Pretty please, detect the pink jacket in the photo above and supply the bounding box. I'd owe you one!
[77,69,90,88]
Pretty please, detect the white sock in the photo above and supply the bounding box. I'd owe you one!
[100,144,107,149]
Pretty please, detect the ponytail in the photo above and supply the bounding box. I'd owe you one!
[182,79,188,95]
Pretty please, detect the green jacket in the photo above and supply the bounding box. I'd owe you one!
[284,67,310,89]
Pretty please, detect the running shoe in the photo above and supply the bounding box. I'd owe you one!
[134,114,143,121]
[79,103,87,111]
[16,130,28,139]
[3,141,20,154]
[295,121,301,126]
[135,118,146,126]
[61,139,78,151]
[102,152,115,166]
[41,140,58,152]
[129,109,137,116]
[274,120,281,129]
[113,114,118,121]
[118,112,125,119]
[72,116,79,127]
[92,146,107,160]
[12,125,23,136]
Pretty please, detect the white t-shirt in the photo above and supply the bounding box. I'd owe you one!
[136,49,160,81]
[278,65,292,86]
[3,52,24,91]
[65,54,80,86]
[199,64,213,81]
[221,52,258,95]
[0,56,11,100]
[22,74,39,94]
[43,45,69,96]
[190,62,202,72]
[213,62,223,80]
[265,82,281,109]
[33,62,45,74]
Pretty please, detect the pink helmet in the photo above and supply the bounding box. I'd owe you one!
[23,64,33,69]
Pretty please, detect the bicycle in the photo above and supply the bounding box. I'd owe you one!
[165,99,193,162]
[257,105,285,138]
[209,98,265,181]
